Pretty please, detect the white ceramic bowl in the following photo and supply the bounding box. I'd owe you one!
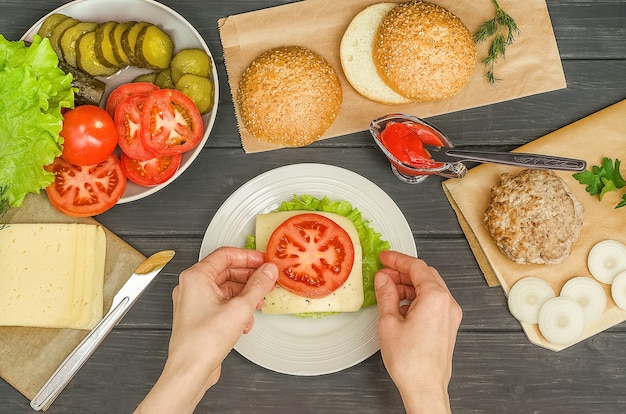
[23,0,219,203]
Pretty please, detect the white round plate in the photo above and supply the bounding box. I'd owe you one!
[199,163,416,376]
[22,0,219,203]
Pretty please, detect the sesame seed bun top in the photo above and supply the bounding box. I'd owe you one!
[373,1,476,102]
[237,46,343,147]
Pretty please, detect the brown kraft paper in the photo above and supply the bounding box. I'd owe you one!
[0,192,146,409]
[218,0,566,153]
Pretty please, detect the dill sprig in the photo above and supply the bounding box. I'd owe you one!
[474,0,520,85]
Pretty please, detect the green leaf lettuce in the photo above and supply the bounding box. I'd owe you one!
[0,34,74,210]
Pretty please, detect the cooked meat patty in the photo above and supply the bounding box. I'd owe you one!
[484,169,584,265]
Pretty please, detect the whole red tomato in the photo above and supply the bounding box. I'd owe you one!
[61,105,118,166]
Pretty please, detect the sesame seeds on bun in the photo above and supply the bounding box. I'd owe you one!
[237,46,343,147]
[373,1,477,102]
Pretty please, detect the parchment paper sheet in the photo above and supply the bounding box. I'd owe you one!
[443,100,626,351]
[0,193,146,409]
[218,0,566,153]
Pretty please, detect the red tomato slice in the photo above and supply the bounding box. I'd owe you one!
[45,155,127,217]
[115,95,157,161]
[120,152,182,187]
[265,213,355,299]
[141,89,204,156]
[105,82,159,117]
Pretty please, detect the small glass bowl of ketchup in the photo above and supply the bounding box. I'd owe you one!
[370,113,467,184]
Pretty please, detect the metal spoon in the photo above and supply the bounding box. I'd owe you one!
[423,145,587,171]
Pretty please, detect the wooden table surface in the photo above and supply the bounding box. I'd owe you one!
[2,0,626,412]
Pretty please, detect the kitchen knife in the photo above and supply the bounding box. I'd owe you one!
[423,145,587,171]
[30,250,176,411]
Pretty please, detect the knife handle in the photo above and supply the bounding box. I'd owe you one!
[30,297,130,411]
[447,149,587,171]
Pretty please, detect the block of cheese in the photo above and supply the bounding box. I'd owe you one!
[256,211,363,314]
[0,223,106,329]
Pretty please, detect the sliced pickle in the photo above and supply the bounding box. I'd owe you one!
[134,24,174,70]
[48,17,79,58]
[76,31,118,77]
[133,72,157,83]
[37,13,69,40]
[155,68,175,89]
[60,21,98,67]
[175,73,214,114]
[95,21,120,68]
[121,21,151,66]
[110,21,135,66]
[170,48,212,84]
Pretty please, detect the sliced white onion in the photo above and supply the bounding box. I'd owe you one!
[611,271,626,311]
[587,240,626,284]
[538,297,586,345]
[508,276,555,324]
[559,276,607,321]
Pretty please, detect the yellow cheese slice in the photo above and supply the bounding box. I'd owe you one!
[0,223,105,329]
[256,211,364,314]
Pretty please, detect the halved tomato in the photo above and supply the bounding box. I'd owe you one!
[265,213,355,298]
[45,155,127,217]
[120,152,182,187]
[141,89,204,156]
[105,82,159,117]
[115,94,157,161]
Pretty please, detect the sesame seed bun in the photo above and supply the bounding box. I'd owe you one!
[237,46,342,147]
[373,1,477,102]
[340,3,413,105]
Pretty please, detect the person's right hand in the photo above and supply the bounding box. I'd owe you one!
[374,250,462,414]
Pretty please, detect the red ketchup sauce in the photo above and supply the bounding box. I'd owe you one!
[379,121,445,175]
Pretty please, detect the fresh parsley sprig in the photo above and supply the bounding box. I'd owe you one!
[572,157,626,208]
[474,0,520,85]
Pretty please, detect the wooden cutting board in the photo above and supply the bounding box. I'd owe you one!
[443,99,626,351]
[0,192,145,409]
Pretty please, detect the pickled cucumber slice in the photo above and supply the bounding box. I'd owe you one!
[110,21,135,66]
[49,17,79,58]
[133,72,157,83]
[170,48,212,83]
[155,68,175,89]
[95,21,120,68]
[134,24,174,70]
[37,13,70,40]
[175,73,214,114]
[121,21,151,66]
[76,31,118,77]
[60,21,98,67]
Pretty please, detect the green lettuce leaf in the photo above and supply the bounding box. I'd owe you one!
[0,34,74,211]
[246,194,391,311]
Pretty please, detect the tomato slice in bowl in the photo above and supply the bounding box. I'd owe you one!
[115,94,157,161]
[141,89,204,156]
[120,152,182,187]
[265,213,355,299]
[45,155,127,217]
[106,82,159,118]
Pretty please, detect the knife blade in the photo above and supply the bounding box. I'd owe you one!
[30,250,176,411]
[423,145,587,172]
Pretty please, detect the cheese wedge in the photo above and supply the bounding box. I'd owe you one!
[256,211,364,314]
[0,223,106,329]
